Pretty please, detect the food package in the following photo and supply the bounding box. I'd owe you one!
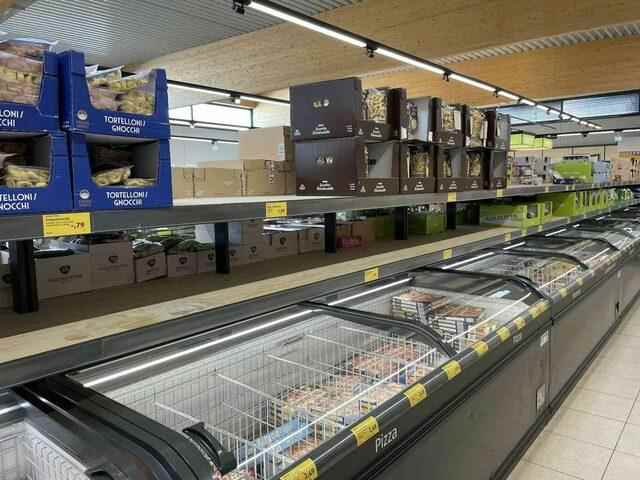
[410,149,432,177]
[3,163,49,188]
[0,52,43,105]
[467,151,483,177]
[123,178,155,187]
[132,239,164,259]
[87,69,156,115]
[88,87,120,110]
[362,88,389,123]
[0,38,56,61]
[441,103,459,132]
[468,109,486,146]
[91,166,132,187]
[86,65,123,88]
[167,239,212,253]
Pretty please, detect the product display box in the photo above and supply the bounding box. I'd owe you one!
[436,146,466,193]
[0,262,11,309]
[194,165,242,198]
[464,149,483,190]
[290,77,406,142]
[240,126,293,162]
[479,202,542,229]
[69,132,172,210]
[538,192,586,218]
[263,227,300,258]
[400,141,436,194]
[166,252,197,277]
[65,239,134,290]
[0,51,59,133]
[196,249,216,273]
[406,97,432,142]
[229,219,264,245]
[408,209,446,235]
[243,159,288,196]
[229,243,263,266]
[295,137,400,196]
[35,252,92,299]
[58,51,170,138]
[463,106,487,148]
[134,252,167,283]
[430,98,463,147]
[483,149,508,189]
[0,131,73,215]
[351,220,376,244]
[365,215,394,240]
[552,159,593,184]
[485,111,511,150]
[171,167,195,200]
[276,225,325,253]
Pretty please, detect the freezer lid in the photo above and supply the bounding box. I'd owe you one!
[577,218,640,238]
[503,235,613,269]
[547,226,634,251]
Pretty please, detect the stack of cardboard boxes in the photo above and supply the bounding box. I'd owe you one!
[612,154,640,182]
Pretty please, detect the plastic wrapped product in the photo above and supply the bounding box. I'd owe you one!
[88,87,120,111]
[0,38,57,61]
[91,166,132,187]
[90,144,133,170]
[123,178,155,187]
[467,151,482,176]
[84,64,100,76]
[167,239,211,253]
[468,109,486,146]
[132,239,164,258]
[0,51,43,105]
[442,104,458,131]
[363,88,389,123]
[86,65,123,88]
[4,163,49,188]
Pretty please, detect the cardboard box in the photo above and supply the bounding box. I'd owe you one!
[359,141,401,196]
[197,249,217,273]
[464,106,487,148]
[406,97,432,142]
[134,252,167,283]
[486,111,511,150]
[285,171,297,195]
[436,147,466,192]
[479,202,541,229]
[483,150,508,189]
[167,252,197,278]
[172,167,195,199]
[409,211,446,235]
[400,142,437,194]
[351,220,376,244]
[230,219,264,244]
[367,216,394,240]
[194,166,243,197]
[464,149,484,190]
[0,262,11,309]
[336,222,353,239]
[430,98,463,147]
[69,240,134,290]
[36,253,92,299]
[297,226,325,253]
[263,228,299,258]
[229,243,263,266]
[244,165,286,196]
[239,126,293,162]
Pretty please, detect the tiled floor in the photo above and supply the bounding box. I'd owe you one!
[509,301,640,480]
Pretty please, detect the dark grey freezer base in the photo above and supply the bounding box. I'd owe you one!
[621,254,640,315]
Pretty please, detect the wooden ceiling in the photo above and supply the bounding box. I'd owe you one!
[139,0,640,104]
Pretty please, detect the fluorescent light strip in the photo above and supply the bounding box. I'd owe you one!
[497,90,519,101]
[84,309,314,388]
[624,129,640,133]
[0,402,29,417]
[240,95,289,106]
[169,119,191,126]
[441,251,495,270]
[561,114,571,120]
[328,277,413,306]
[249,2,367,48]
[520,99,535,106]
[193,122,249,131]
[536,104,550,112]
[590,130,614,135]
[216,140,239,145]
[448,73,496,92]
[376,48,445,75]
[571,118,582,123]
[171,136,212,143]
[556,133,583,137]
[168,83,231,97]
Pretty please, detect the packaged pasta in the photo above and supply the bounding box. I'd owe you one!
[363,88,389,123]
[91,166,132,187]
[4,163,49,188]
[0,38,57,61]
[123,178,155,187]
[86,65,123,88]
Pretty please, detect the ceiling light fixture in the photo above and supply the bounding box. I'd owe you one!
[535,104,550,113]
[240,94,290,106]
[448,73,496,93]
[169,119,191,126]
[193,122,249,131]
[589,130,615,135]
[561,113,571,120]
[171,136,213,143]
[497,90,519,101]
[556,133,584,137]
[623,128,640,133]
[571,118,582,123]
[520,99,536,106]
[375,48,446,75]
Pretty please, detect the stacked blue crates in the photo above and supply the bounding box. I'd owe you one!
[59,51,172,210]
[0,50,73,215]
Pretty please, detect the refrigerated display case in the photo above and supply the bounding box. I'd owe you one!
[501,236,615,269]
[548,226,635,252]
[576,217,640,238]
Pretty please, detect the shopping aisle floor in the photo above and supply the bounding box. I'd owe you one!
[509,299,640,479]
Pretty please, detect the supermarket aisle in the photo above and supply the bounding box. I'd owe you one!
[509,300,640,480]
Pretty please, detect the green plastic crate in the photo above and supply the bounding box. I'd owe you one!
[409,211,446,235]
[480,202,541,229]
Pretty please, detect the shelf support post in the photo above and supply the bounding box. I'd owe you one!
[447,202,457,230]
[215,222,231,274]
[394,206,409,240]
[324,213,337,253]
[9,239,38,313]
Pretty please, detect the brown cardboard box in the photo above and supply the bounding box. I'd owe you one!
[229,243,264,266]
[263,229,299,258]
[171,167,195,199]
[230,219,264,244]
[336,222,353,240]
[194,166,243,198]
[244,168,286,196]
[197,249,216,273]
[167,252,197,277]
[285,171,297,194]
[239,126,293,162]
[0,262,11,308]
[297,226,325,253]
[134,252,167,283]
[351,220,376,244]
[36,253,92,299]
[69,241,134,290]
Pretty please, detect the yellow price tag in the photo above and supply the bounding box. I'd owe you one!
[265,201,288,218]
[472,341,489,357]
[504,232,512,242]
[514,317,526,331]
[442,360,462,380]
[404,383,427,407]
[497,327,511,342]
[364,267,379,283]
[447,192,457,202]
[281,459,318,480]
[521,229,527,237]
[351,417,379,447]
[42,212,91,238]
[576,278,584,287]
[442,248,453,260]
[537,225,543,232]
[544,186,550,193]
[496,189,504,198]
[559,288,568,298]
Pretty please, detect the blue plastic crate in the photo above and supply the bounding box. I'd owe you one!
[0,52,59,133]
[59,51,170,139]
[69,132,172,210]
[0,130,72,215]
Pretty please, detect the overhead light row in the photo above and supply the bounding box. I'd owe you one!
[553,127,640,138]
[167,79,290,107]
[170,118,250,131]
[240,0,601,128]
[171,135,239,145]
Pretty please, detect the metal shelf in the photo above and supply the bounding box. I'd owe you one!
[0,199,636,391]
[1,182,637,241]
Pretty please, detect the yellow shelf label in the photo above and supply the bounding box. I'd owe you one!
[544,186,550,193]
[504,232,512,242]
[442,360,462,380]
[404,383,427,407]
[351,417,379,447]
[514,317,526,331]
[497,327,511,342]
[559,288,568,298]
[537,225,543,233]
[364,267,380,283]
[265,201,288,218]
[447,192,457,202]
[521,229,527,237]
[442,248,453,260]
[42,212,91,238]
[576,278,584,286]
[281,459,318,480]
[472,341,489,357]
[496,189,504,198]
[529,302,548,319]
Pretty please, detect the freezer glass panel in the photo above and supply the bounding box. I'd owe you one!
[74,307,450,480]
[315,271,540,352]
[551,227,634,251]
[441,251,587,296]
[503,236,613,268]
[577,218,640,238]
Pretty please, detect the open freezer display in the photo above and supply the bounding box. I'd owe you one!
[501,236,614,269]
[436,250,588,297]
[576,218,640,238]
[548,226,635,252]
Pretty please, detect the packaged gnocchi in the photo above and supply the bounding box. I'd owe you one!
[0,51,43,105]
[0,38,57,61]
[123,178,155,187]
[91,166,132,187]
[4,163,49,188]
[86,65,123,88]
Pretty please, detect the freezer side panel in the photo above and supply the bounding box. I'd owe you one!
[370,331,549,480]
[549,274,618,400]
[621,255,640,315]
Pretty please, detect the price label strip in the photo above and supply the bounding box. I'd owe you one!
[265,201,288,218]
[42,212,91,237]
[280,459,318,480]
